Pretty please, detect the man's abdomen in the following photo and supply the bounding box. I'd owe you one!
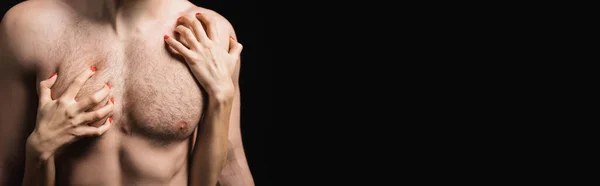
[55,133,191,185]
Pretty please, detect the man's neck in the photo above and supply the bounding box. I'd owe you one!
[106,0,169,22]
[101,0,187,33]
[65,0,189,35]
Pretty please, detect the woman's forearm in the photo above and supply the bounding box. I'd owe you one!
[190,96,233,186]
[22,140,55,186]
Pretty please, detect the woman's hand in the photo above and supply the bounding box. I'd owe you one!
[164,13,243,101]
[27,67,114,161]
[165,13,242,186]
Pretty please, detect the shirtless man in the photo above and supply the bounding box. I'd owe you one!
[0,0,254,185]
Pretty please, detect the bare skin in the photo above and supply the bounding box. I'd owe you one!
[24,68,116,186]
[0,0,253,185]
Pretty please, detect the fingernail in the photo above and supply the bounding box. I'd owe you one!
[48,73,57,79]
[177,17,182,22]
[196,12,200,16]
[164,35,169,40]
[107,83,111,89]
[109,117,113,123]
[230,36,235,40]
[91,66,97,72]
[110,97,114,104]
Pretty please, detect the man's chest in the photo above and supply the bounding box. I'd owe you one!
[48,32,203,143]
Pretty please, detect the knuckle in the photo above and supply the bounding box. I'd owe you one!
[89,96,102,104]
[69,119,79,127]
[94,112,103,119]
[66,109,77,118]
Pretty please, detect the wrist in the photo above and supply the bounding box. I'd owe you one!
[208,92,234,107]
[26,132,53,162]
[206,85,235,104]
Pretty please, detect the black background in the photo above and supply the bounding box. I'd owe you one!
[1,0,270,185]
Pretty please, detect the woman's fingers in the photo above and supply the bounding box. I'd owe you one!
[165,35,194,57]
[228,36,243,59]
[72,117,112,137]
[179,14,209,43]
[174,25,201,49]
[167,45,181,55]
[61,67,96,102]
[195,12,219,42]
[75,84,111,112]
[39,73,58,105]
[77,101,114,125]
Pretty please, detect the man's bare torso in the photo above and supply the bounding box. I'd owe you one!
[3,0,236,185]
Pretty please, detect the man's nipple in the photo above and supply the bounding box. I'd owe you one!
[175,121,188,130]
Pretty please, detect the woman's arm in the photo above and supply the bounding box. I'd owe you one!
[21,69,114,186]
[217,57,254,186]
[191,94,234,186]
[164,12,243,186]
[22,145,55,186]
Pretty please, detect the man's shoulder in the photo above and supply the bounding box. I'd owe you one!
[185,4,237,37]
[2,0,71,36]
[1,0,71,65]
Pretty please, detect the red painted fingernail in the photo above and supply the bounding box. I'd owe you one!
[110,97,114,104]
[48,73,57,79]
[91,66,97,72]
[230,36,235,40]
[107,83,111,89]
[196,12,200,16]
[109,117,113,123]
[164,35,169,40]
